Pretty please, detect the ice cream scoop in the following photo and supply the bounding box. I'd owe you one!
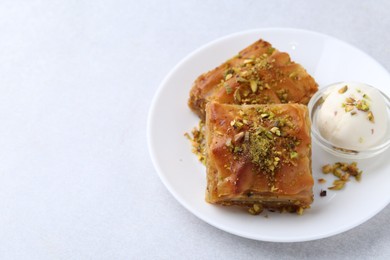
[316,82,387,150]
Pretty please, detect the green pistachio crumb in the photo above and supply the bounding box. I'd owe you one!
[224,83,232,94]
[338,85,348,94]
[290,151,299,159]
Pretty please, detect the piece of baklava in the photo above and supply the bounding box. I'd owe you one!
[189,39,318,120]
[205,102,314,214]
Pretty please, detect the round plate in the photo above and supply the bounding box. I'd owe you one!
[147,28,390,242]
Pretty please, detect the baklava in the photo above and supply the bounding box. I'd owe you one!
[189,39,318,120]
[205,102,314,214]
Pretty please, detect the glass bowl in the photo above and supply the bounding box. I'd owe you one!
[308,82,390,159]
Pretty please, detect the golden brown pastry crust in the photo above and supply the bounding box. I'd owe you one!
[189,39,318,120]
[205,102,313,211]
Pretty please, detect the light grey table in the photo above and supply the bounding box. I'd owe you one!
[1,0,389,259]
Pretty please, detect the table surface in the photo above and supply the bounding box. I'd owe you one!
[1,0,390,259]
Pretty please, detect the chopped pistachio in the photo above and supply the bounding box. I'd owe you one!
[348,162,359,174]
[328,179,345,190]
[240,71,249,77]
[270,126,281,136]
[265,131,273,139]
[322,164,333,174]
[276,88,288,102]
[253,203,262,212]
[333,168,343,178]
[224,83,232,94]
[344,105,354,112]
[356,99,369,111]
[242,88,250,97]
[236,76,248,83]
[185,120,207,165]
[225,73,233,80]
[368,111,374,122]
[233,146,242,153]
[341,173,350,181]
[243,58,254,64]
[321,161,363,190]
[234,88,241,102]
[223,68,234,77]
[261,113,269,118]
[250,80,258,93]
[338,85,348,94]
[290,151,299,159]
[355,171,362,181]
[340,163,348,171]
[248,203,263,215]
[268,111,275,119]
[297,207,304,215]
[231,120,243,129]
[289,71,298,79]
[247,130,276,173]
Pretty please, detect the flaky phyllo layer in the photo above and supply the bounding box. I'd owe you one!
[188,39,318,120]
[205,102,313,214]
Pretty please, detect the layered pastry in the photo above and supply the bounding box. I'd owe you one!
[205,102,314,214]
[189,39,318,120]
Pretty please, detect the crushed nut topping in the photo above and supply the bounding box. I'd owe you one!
[338,85,348,94]
[338,90,374,123]
[214,47,294,106]
[321,162,363,191]
[224,83,232,94]
[248,203,263,215]
[223,107,301,183]
[367,111,375,122]
[225,73,233,81]
[296,207,304,215]
[341,87,374,123]
[250,80,258,93]
[184,121,207,165]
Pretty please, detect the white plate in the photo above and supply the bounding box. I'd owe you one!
[147,28,390,242]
